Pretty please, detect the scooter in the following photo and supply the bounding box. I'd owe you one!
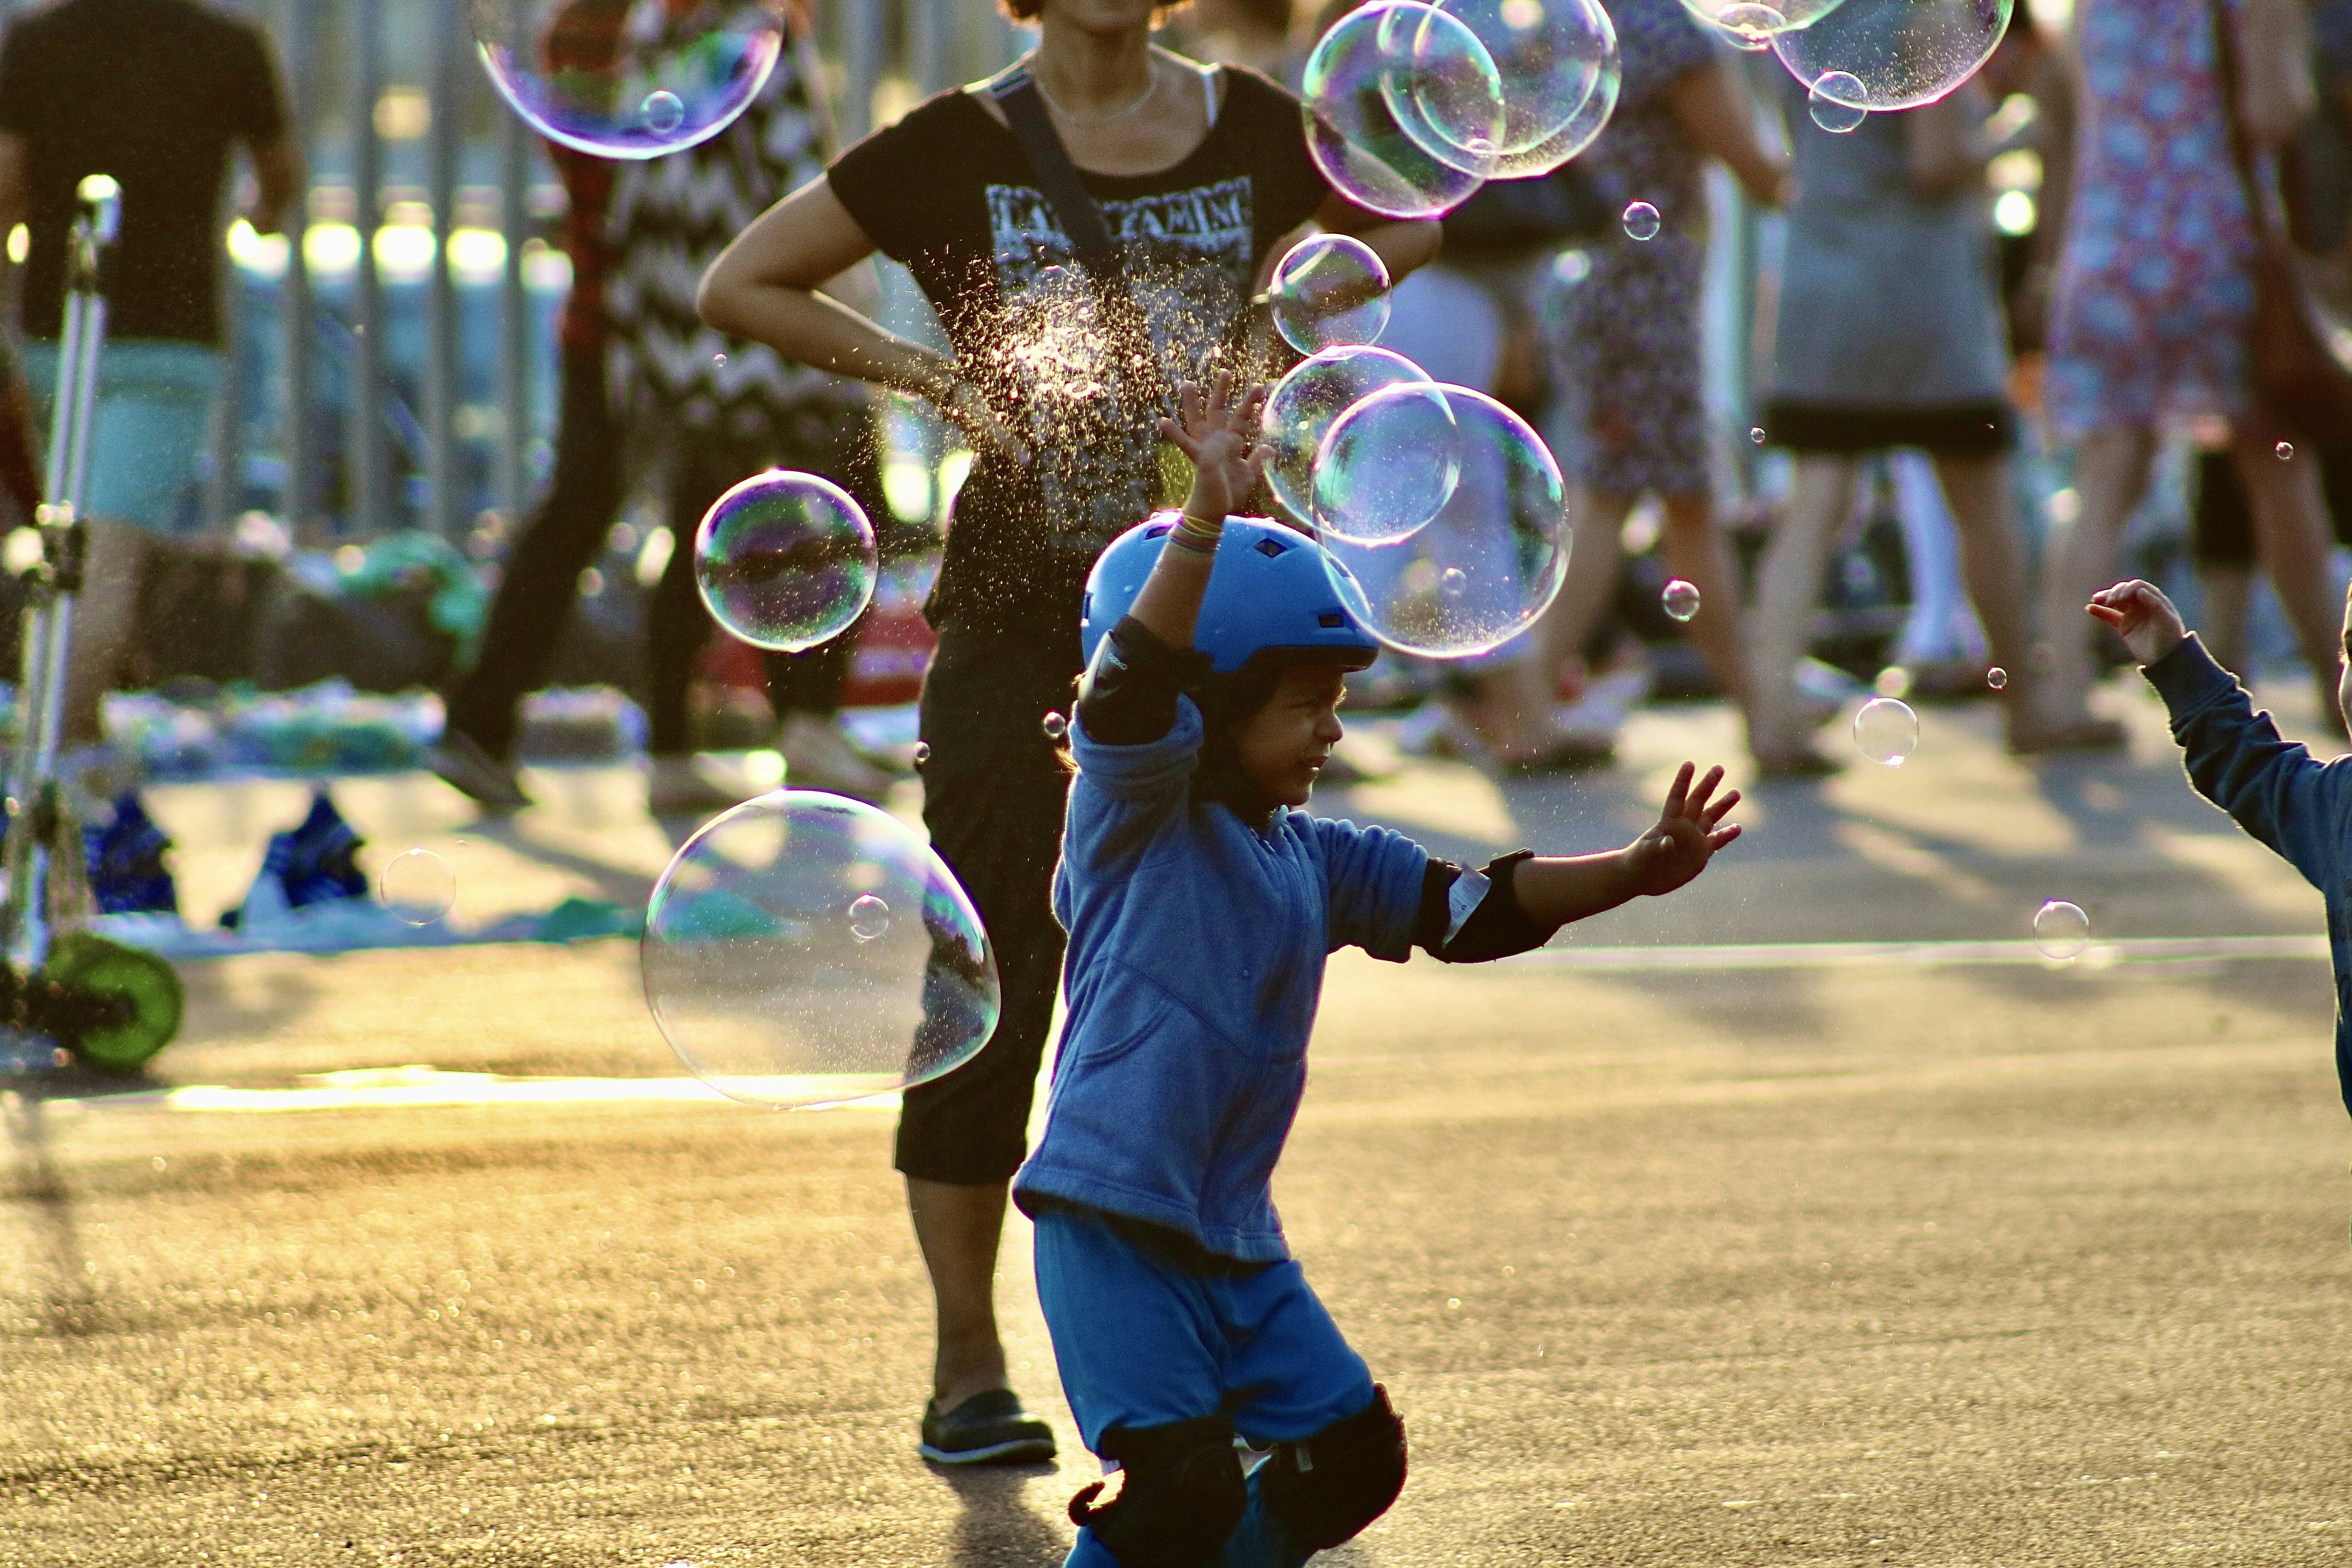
[0,172,183,1075]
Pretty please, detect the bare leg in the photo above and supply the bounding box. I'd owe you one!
[61,517,151,749]
[2234,432,2346,733]
[2033,425,2156,733]
[1657,491,1753,715]
[1748,456,1852,764]
[1537,487,1633,695]
[906,1175,1013,1412]
[1929,452,2035,739]
[2196,563,2255,677]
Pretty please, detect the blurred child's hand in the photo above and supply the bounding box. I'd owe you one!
[2087,579,2188,667]
[1621,762,1741,897]
[1160,372,1272,523]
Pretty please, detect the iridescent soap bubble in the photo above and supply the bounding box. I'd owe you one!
[1773,0,2014,112]
[1710,2,1784,48]
[1987,666,2008,690]
[1383,2,1508,172]
[2277,441,2294,460]
[1808,74,1868,131]
[1482,19,1620,179]
[2032,899,2090,961]
[1750,426,1767,444]
[380,848,455,926]
[1853,696,1918,766]
[642,790,999,1111]
[1268,233,1392,355]
[1401,0,1615,169]
[1042,711,1068,741]
[1314,380,1463,543]
[1661,578,1700,621]
[694,470,877,653]
[1622,201,1660,240]
[912,741,931,766]
[1263,345,1434,527]
[472,0,786,159]
[1321,385,1570,659]
[1303,1,1492,218]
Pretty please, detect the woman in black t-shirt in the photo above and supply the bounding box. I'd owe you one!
[700,0,1437,1470]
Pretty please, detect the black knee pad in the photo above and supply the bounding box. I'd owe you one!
[1067,1412,1247,1568]
[1260,1384,1408,1551]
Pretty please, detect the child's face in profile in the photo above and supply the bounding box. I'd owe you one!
[1235,666,1348,807]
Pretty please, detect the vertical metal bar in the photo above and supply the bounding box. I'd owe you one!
[279,0,316,536]
[425,0,463,539]
[495,99,531,523]
[351,0,387,537]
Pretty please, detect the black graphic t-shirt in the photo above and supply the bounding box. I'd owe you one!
[829,67,1331,644]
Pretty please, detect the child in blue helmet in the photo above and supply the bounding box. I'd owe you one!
[1013,375,1745,1568]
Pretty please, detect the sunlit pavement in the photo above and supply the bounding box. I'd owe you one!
[6,677,2351,1566]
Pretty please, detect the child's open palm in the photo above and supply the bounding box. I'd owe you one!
[1624,763,1741,897]
[1160,373,1272,522]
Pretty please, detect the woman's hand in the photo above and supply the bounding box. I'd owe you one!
[1619,762,1742,898]
[2087,578,2189,666]
[1159,372,1272,522]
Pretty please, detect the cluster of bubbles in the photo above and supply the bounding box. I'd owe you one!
[1664,0,2011,138]
[641,791,1001,1111]
[1301,0,1620,220]
[380,848,456,926]
[470,0,788,159]
[693,471,878,653]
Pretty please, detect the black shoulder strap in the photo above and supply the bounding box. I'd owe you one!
[988,62,1121,269]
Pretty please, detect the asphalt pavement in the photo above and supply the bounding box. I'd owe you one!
[5,676,2351,1567]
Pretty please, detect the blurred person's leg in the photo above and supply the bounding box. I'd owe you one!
[2027,424,2154,746]
[1657,491,1752,716]
[61,517,152,750]
[646,438,749,811]
[437,341,622,802]
[1748,456,1852,771]
[2187,446,2256,676]
[2232,431,2347,735]
[1930,452,2037,738]
[1539,488,1631,697]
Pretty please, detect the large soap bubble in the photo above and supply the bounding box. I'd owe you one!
[1677,0,1845,45]
[642,790,1000,1110]
[1303,1,1492,218]
[1262,345,1433,526]
[1320,385,1569,658]
[1314,380,1463,543]
[1773,0,2012,112]
[1422,0,1616,163]
[472,0,786,160]
[1384,2,1508,172]
[694,470,877,653]
[1269,233,1393,355]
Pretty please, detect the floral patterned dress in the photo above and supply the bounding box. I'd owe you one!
[2045,0,2258,436]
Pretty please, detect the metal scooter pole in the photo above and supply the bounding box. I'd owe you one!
[2,173,118,977]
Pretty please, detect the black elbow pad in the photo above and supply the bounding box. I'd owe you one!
[1075,615,1208,746]
[1436,850,1553,963]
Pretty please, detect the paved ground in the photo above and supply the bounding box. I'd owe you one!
[6,675,2352,1566]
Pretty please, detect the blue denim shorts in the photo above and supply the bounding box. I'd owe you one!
[21,336,223,535]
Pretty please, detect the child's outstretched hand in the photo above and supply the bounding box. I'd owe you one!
[2087,579,2188,667]
[1622,762,1742,897]
[1160,372,1272,523]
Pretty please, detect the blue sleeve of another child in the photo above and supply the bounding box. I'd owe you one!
[2146,636,2352,892]
[1063,695,1205,875]
[1307,815,1432,962]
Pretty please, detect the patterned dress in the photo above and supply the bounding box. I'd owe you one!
[2045,0,2258,436]
[1545,0,1717,498]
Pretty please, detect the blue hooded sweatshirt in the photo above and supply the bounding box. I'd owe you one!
[1011,695,1430,1263]
[2145,634,2352,1119]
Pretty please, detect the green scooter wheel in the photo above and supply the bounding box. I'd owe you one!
[45,931,184,1073]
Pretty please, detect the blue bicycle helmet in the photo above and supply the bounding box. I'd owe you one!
[1080,514,1380,677]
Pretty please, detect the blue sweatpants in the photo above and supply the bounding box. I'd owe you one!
[1033,1205,1379,1568]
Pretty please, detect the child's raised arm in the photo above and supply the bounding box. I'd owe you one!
[1123,374,1273,654]
[1512,762,1743,927]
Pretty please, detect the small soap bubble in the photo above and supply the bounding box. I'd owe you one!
[1661,579,1701,621]
[694,470,877,652]
[2032,899,2090,961]
[380,848,456,926]
[1987,666,2008,690]
[1852,696,1918,766]
[847,893,890,942]
[1808,74,1867,131]
[1439,566,1468,600]
[1268,232,1392,356]
[1042,711,1068,741]
[713,352,727,367]
[912,741,931,766]
[1873,666,1911,699]
[640,89,686,134]
[1622,201,1661,241]
[1749,426,1766,445]
[2276,441,2294,460]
